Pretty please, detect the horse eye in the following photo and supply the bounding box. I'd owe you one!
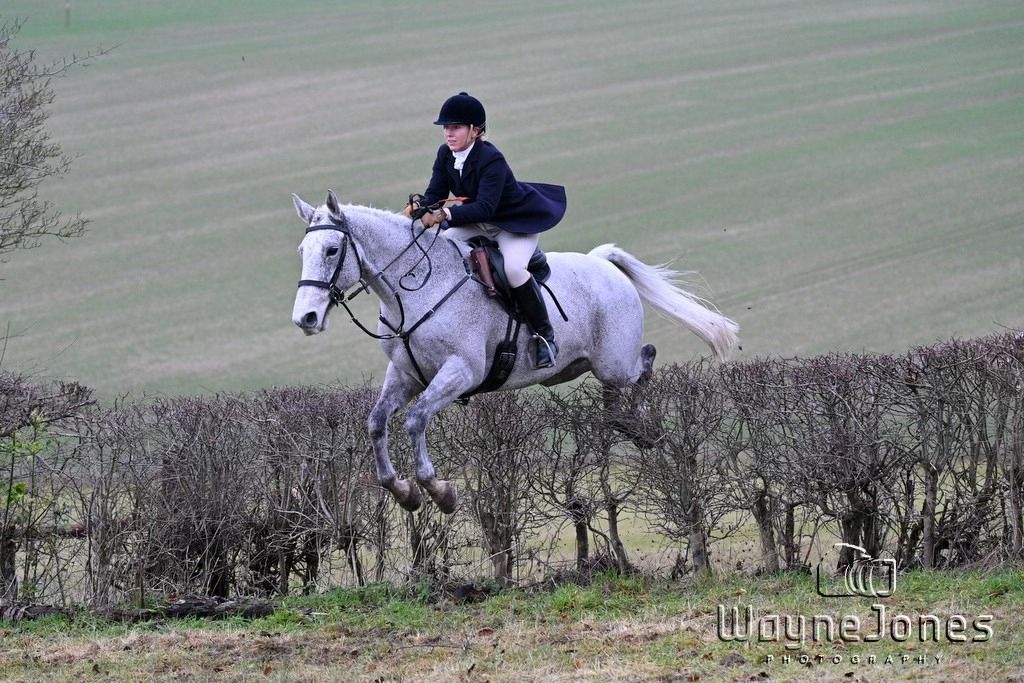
[326,247,339,257]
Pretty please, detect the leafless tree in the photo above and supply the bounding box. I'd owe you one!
[0,20,107,264]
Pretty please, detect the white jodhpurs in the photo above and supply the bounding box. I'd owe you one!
[444,223,539,288]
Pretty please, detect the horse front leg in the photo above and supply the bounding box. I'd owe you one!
[406,357,476,514]
[369,363,424,511]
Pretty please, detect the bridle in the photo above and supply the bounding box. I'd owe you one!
[297,218,355,310]
[296,214,474,386]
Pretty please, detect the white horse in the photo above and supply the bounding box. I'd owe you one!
[291,191,738,514]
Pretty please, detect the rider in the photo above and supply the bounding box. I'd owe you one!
[405,92,567,369]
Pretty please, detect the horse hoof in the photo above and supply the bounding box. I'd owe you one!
[391,478,423,512]
[631,434,656,450]
[421,478,458,515]
[612,419,657,450]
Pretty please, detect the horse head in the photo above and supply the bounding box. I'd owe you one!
[291,190,360,335]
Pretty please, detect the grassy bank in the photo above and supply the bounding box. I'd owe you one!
[2,568,1021,682]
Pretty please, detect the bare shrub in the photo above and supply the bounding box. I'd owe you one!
[903,336,1024,567]
[438,392,547,586]
[987,332,1024,558]
[250,385,379,593]
[5,330,1024,606]
[0,370,92,603]
[717,358,812,573]
[138,395,260,597]
[60,402,153,609]
[636,362,737,577]
[781,354,910,569]
[528,381,638,574]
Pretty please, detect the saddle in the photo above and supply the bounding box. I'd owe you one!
[465,236,551,308]
[456,237,557,403]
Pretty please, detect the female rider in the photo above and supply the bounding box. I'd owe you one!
[406,92,567,368]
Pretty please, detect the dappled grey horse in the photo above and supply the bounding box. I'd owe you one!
[291,191,739,514]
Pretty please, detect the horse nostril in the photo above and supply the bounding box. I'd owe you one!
[303,311,318,328]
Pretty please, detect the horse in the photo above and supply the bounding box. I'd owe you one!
[291,190,739,514]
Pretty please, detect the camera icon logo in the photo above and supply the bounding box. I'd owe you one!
[816,543,896,598]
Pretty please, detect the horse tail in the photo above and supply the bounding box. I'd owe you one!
[588,244,740,361]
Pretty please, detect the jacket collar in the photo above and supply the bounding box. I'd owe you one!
[452,141,475,172]
[459,139,485,175]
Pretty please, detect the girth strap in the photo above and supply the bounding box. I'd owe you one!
[457,313,523,403]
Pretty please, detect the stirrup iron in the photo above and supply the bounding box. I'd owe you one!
[533,333,558,369]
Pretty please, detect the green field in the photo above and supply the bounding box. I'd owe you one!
[1,0,1022,396]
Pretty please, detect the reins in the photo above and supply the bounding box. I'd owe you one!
[297,214,473,388]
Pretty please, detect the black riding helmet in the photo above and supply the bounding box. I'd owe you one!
[433,92,486,127]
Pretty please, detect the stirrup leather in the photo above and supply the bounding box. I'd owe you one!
[469,247,499,298]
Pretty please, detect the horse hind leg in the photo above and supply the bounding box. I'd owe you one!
[637,343,656,385]
[603,344,658,448]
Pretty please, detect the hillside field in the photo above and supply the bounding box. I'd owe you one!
[1,0,1022,395]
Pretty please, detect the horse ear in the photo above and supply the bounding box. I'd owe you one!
[326,190,345,222]
[292,193,315,224]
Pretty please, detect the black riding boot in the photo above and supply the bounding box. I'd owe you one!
[511,277,558,368]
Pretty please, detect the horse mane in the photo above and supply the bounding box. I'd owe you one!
[343,204,452,254]
[343,203,404,225]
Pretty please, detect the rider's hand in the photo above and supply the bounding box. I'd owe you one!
[421,209,446,228]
